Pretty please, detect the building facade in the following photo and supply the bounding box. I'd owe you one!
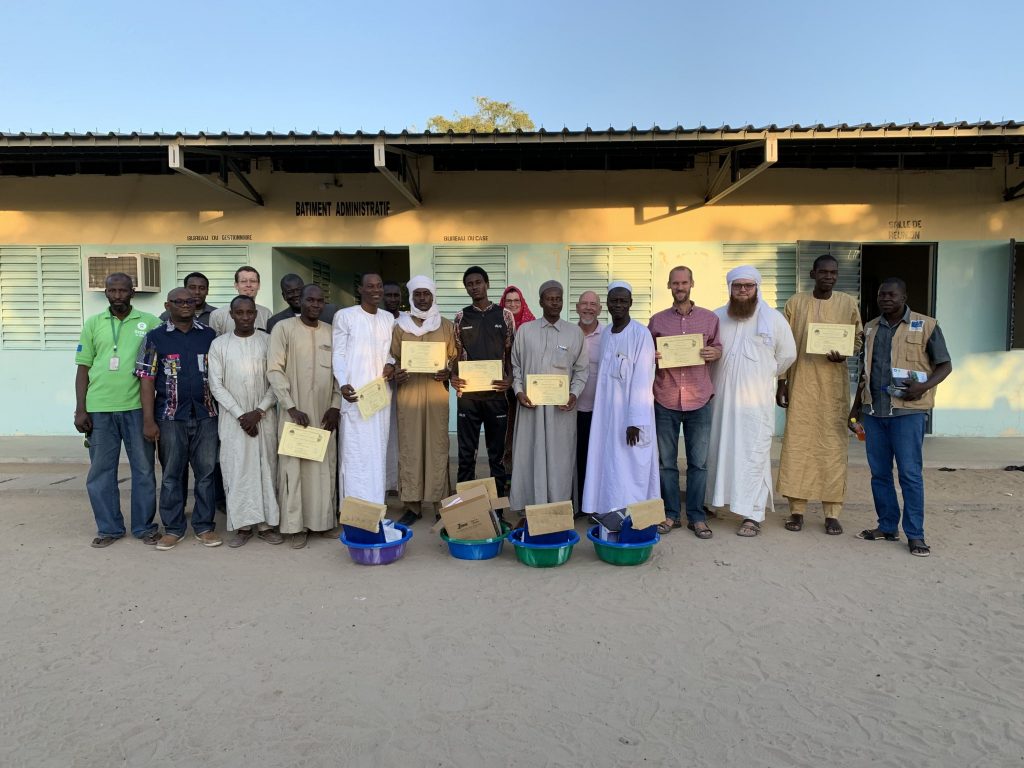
[1,124,1022,436]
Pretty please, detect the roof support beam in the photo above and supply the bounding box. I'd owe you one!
[373,140,422,208]
[1005,178,1024,202]
[167,144,264,206]
[704,137,778,205]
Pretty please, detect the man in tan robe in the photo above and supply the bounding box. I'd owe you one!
[266,285,342,548]
[776,256,863,535]
[389,275,458,526]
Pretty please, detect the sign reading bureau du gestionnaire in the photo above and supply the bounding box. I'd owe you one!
[294,200,392,217]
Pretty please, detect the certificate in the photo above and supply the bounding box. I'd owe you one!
[401,341,447,374]
[806,323,856,356]
[355,377,389,419]
[277,424,331,462]
[656,334,704,368]
[527,374,570,406]
[339,496,387,533]
[627,498,666,529]
[460,360,503,392]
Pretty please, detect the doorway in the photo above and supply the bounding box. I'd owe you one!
[859,243,936,324]
[271,246,410,311]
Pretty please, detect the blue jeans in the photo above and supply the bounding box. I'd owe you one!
[655,400,713,524]
[157,416,218,537]
[86,409,157,539]
[863,412,927,540]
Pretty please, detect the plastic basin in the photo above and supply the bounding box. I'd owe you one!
[586,525,659,566]
[507,527,579,568]
[440,522,511,560]
[339,523,413,565]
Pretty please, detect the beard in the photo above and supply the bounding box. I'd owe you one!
[727,293,758,320]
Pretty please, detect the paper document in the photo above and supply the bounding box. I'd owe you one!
[525,500,574,536]
[806,323,856,356]
[401,341,447,374]
[277,424,331,462]
[355,377,389,419]
[656,334,704,368]
[459,360,503,392]
[526,374,570,406]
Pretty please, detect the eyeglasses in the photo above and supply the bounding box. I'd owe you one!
[731,283,757,291]
[169,298,198,306]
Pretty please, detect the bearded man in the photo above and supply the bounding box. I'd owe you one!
[705,266,797,537]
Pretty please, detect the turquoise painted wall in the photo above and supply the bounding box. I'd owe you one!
[933,241,1024,436]
[3,239,1022,436]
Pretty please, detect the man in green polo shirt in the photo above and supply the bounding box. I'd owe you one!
[74,272,161,547]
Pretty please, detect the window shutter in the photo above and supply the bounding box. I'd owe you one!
[432,246,508,319]
[175,245,250,307]
[796,241,862,304]
[722,243,798,310]
[0,246,82,350]
[568,244,655,323]
[40,247,83,349]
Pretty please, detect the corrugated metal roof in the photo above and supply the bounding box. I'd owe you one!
[1,120,1022,147]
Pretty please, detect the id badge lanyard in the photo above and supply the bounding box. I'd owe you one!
[108,314,127,371]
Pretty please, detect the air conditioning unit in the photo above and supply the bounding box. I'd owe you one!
[86,253,161,293]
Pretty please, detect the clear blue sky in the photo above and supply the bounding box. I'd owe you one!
[2,0,1020,133]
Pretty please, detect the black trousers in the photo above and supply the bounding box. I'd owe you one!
[457,397,509,496]
[576,409,593,503]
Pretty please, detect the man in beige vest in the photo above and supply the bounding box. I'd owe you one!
[850,278,952,557]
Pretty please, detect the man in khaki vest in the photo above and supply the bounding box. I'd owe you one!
[850,278,952,557]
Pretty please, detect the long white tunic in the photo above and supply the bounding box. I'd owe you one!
[706,306,797,521]
[208,331,279,530]
[581,320,659,516]
[332,306,395,503]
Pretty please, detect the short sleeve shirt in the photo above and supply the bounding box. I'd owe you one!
[134,320,218,421]
[75,307,161,412]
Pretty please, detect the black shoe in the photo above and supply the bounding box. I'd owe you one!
[397,510,421,526]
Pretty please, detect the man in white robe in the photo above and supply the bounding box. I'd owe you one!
[706,265,797,536]
[509,280,588,518]
[333,272,396,504]
[207,295,281,546]
[208,266,271,335]
[581,281,659,516]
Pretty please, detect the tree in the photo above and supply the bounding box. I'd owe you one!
[426,97,535,133]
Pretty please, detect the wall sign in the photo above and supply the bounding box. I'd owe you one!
[185,234,253,241]
[294,201,392,217]
[888,219,923,241]
[442,234,490,242]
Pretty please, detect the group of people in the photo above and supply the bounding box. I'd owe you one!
[74,257,951,559]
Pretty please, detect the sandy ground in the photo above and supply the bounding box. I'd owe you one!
[1,461,1023,768]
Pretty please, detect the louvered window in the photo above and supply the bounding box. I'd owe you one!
[175,245,250,307]
[568,245,655,323]
[432,245,508,319]
[0,246,82,349]
[722,243,798,310]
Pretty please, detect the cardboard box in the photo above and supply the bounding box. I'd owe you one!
[456,477,498,501]
[627,498,665,529]
[339,496,387,533]
[436,485,501,540]
[525,500,574,536]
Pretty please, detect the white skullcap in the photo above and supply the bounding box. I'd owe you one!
[608,280,633,293]
[726,265,762,286]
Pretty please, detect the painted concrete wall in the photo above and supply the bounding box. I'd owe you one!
[2,164,1022,436]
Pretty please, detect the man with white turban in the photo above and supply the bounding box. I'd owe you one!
[706,266,797,536]
[389,276,458,525]
[509,280,588,519]
[581,281,660,518]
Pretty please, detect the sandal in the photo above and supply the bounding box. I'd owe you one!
[736,519,760,537]
[784,514,804,532]
[856,528,899,541]
[90,536,118,548]
[825,518,843,536]
[908,539,931,557]
[688,521,713,539]
[656,519,681,534]
[257,528,284,545]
